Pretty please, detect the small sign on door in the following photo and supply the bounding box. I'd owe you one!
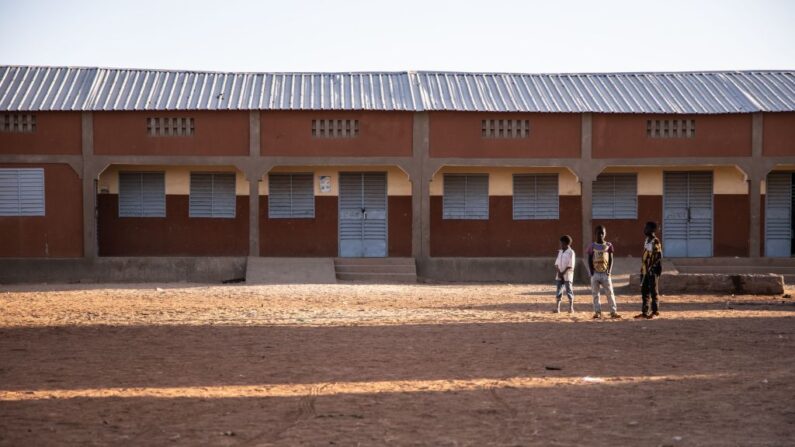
[319,175,332,193]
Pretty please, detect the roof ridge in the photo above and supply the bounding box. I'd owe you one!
[413,69,795,76]
[1,65,793,77]
[0,64,413,76]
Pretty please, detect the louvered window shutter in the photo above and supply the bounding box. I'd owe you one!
[443,174,489,220]
[592,174,637,219]
[268,173,315,218]
[0,168,45,216]
[119,172,166,217]
[190,173,236,218]
[513,174,559,220]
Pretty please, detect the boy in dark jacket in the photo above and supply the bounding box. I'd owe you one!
[635,221,663,319]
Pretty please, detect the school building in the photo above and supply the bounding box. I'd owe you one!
[1,66,794,282]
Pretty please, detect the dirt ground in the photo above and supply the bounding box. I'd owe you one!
[0,282,793,446]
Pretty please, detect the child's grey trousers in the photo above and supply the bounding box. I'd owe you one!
[591,272,618,314]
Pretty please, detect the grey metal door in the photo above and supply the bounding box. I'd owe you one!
[663,172,713,257]
[765,172,792,257]
[339,172,387,257]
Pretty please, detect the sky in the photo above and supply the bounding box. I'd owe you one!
[0,0,793,73]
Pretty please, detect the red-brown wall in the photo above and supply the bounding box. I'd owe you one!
[430,196,581,257]
[594,194,749,257]
[763,112,795,156]
[760,194,765,257]
[713,194,750,257]
[261,195,412,257]
[0,163,83,257]
[97,195,248,256]
[429,112,581,158]
[592,114,752,158]
[93,111,249,156]
[0,112,82,155]
[604,194,750,257]
[429,193,749,258]
[592,196,662,257]
[260,196,337,256]
[261,111,413,156]
[388,196,412,256]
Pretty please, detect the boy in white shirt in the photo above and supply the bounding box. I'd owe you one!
[554,235,575,313]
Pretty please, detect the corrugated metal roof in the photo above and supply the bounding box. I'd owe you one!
[0,66,99,111]
[1,65,793,113]
[0,66,420,112]
[415,71,795,113]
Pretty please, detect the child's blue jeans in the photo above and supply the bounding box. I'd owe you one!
[555,279,574,303]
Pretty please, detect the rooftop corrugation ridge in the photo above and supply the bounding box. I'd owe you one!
[0,66,793,113]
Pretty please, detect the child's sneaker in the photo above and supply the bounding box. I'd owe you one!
[592,312,601,319]
[633,313,648,319]
[610,312,622,319]
[652,311,660,317]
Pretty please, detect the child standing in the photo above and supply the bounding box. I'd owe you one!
[554,235,575,313]
[588,225,621,319]
[635,221,663,319]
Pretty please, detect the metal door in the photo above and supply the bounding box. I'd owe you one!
[663,172,713,257]
[765,172,792,257]
[339,172,387,257]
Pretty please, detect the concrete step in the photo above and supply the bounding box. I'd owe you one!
[628,272,784,295]
[671,257,795,267]
[669,258,795,286]
[677,266,795,274]
[335,264,417,274]
[336,272,417,283]
[334,257,416,266]
[333,257,417,283]
[604,257,678,275]
[246,257,337,284]
[0,257,247,284]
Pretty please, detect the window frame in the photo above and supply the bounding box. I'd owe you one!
[311,119,359,138]
[646,119,695,139]
[146,117,195,137]
[481,119,530,139]
[1,113,37,133]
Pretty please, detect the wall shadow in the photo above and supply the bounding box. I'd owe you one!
[1,373,791,446]
[455,300,795,313]
[0,282,245,293]
[1,316,793,392]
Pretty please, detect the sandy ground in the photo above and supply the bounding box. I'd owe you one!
[0,282,793,446]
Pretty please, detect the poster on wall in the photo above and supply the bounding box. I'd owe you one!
[319,175,332,193]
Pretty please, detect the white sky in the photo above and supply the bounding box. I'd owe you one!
[0,0,793,73]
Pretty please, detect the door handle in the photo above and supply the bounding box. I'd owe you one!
[362,208,367,220]
[687,207,691,222]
